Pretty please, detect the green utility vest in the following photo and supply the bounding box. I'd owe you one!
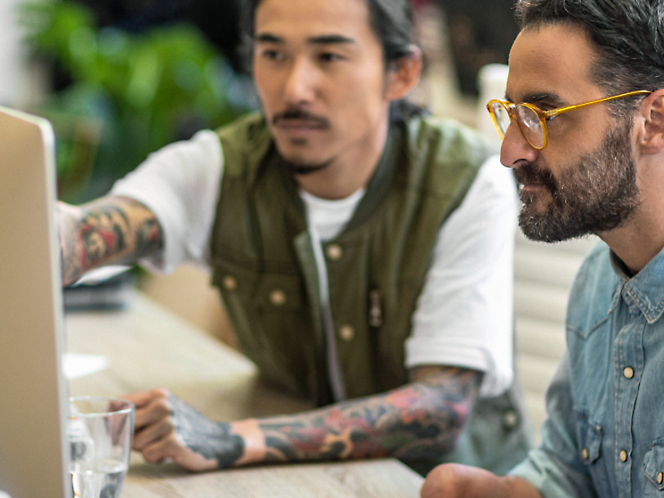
[209,113,533,474]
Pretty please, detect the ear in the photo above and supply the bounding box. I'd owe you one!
[384,45,423,101]
[637,89,664,155]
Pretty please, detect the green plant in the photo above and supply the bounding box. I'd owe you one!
[19,0,254,201]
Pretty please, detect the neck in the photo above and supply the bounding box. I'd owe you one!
[294,116,390,200]
[599,170,664,275]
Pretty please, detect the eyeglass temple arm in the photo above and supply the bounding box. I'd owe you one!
[542,90,652,119]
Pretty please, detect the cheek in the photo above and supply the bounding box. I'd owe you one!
[252,65,278,110]
[342,74,389,118]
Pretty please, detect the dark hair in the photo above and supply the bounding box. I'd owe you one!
[515,0,664,115]
[240,0,416,70]
[239,0,425,120]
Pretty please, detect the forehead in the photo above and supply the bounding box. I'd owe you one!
[255,0,376,43]
[506,23,602,104]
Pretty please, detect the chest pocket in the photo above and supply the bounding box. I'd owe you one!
[642,439,664,496]
[575,410,611,498]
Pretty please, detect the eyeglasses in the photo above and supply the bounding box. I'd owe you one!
[486,90,651,150]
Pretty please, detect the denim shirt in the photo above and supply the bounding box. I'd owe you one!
[511,241,664,498]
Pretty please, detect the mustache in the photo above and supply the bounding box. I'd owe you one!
[272,109,330,128]
[512,162,558,193]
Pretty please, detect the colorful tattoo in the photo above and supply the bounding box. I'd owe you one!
[255,366,482,463]
[58,197,162,286]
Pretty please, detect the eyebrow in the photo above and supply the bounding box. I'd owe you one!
[505,91,567,108]
[255,33,356,46]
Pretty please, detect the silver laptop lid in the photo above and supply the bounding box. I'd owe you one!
[0,107,71,498]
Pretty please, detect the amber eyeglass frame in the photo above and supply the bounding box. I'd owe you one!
[486,90,652,150]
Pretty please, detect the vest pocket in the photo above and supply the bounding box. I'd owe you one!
[642,438,664,496]
[212,258,315,397]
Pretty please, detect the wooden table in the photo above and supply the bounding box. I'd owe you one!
[65,292,424,497]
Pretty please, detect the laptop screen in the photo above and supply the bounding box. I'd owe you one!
[0,107,71,498]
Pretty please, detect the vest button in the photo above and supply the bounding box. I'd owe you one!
[623,366,634,379]
[502,410,518,429]
[269,289,287,306]
[326,244,343,261]
[620,450,628,462]
[582,448,589,460]
[658,472,663,485]
[222,275,238,291]
[339,325,355,341]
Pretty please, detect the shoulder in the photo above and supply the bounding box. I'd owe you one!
[216,113,271,148]
[113,129,222,189]
[566,241,618,337]
[215,113,274,177]
[403,115,498,169]
[400,116,498,198]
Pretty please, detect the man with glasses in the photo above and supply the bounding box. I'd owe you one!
[421,0,664,497]
[57,0,532,477]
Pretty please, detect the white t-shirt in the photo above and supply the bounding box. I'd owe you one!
[112,129,518,397]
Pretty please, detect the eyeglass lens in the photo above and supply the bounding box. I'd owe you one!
[516,105,544,149]
[490,102,511,137]
[490,102,546,149]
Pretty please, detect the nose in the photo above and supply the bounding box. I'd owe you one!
[499,120,538,168]
[283,57,316,105]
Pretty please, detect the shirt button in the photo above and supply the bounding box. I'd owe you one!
[620,450,628,462]
[623,366,634,379]
[582,448,590,460]
[658,472,663,485]
[326,244,343,261]
[269,289,287,306]
[223,275,238,291]
[339,325,355,341]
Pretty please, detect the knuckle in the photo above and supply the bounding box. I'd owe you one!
[153,388,170,399]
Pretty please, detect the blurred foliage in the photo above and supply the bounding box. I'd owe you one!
[19,0,256,202]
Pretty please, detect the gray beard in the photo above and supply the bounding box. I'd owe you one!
[516,120,641,243]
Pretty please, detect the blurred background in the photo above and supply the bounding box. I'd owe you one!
[0,0,519,203]
[1,0,594,443]
[2,0,257,203]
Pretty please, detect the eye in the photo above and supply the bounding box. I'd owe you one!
[260,49,284,61]
[318,52,344,63]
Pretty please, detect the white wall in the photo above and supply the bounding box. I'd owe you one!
[0,0,32,106]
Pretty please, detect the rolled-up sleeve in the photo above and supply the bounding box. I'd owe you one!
[110,130,223,274]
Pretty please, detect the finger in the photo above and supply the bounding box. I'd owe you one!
[142,435,218,472]
[133,416,176,452]
[122,388,170,409]
[133,396,172,432]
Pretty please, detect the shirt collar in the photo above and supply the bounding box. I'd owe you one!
[611,246,664,324]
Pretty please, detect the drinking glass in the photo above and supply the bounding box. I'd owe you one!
[68,396,135,498]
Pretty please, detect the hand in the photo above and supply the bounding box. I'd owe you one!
[420,464,542,498]
[123,389,245,472]
[56,201,83,286]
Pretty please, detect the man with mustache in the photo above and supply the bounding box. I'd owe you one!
[420,0,664,496]
[57,0,531,474]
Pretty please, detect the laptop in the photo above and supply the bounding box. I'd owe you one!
[0,106,71,498]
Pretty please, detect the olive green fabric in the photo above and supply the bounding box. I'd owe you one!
[209,113,532,474]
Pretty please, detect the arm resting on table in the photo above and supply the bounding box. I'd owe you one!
[126,365,482,472]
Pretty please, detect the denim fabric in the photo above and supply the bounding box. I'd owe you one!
[511,241,664,498]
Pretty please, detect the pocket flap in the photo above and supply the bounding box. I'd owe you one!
[575,411,602,465]
[643,440,664,491]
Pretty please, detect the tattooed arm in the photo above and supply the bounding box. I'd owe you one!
[124,366,482,471]
[57,197,163,286]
